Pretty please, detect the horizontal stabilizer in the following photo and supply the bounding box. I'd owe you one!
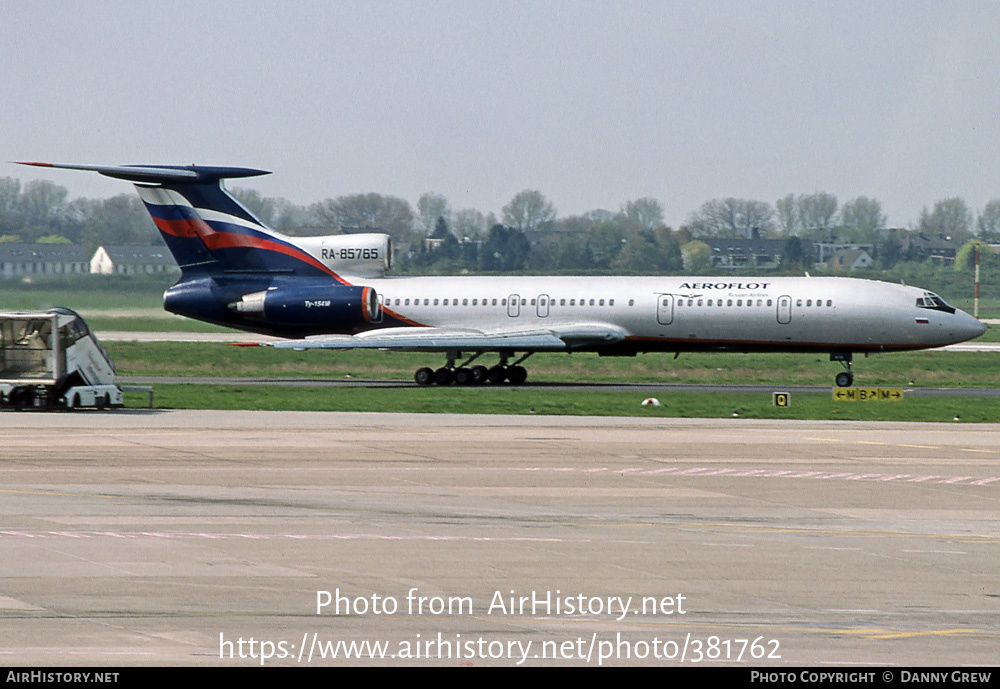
[15,162,269,184]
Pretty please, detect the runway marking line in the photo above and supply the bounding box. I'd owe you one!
[855,629,977,640]
[0,528,997,553]
[0,488,115,499]
[805,437,997,456]
[507,466,1000,487]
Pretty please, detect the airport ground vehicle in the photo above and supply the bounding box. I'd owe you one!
[0,308,123,409]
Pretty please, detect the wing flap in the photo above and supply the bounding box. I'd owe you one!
[269,322,627,352]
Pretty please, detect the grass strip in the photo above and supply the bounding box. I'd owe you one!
[121,384,999,423]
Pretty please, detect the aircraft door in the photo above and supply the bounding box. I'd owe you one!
[656,294,674,325]
[537,294,550,318]
[373,293,384,323]
[507,294,520,318]
[777,295,792,324]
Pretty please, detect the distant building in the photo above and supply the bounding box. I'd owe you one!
[889,229,962,264]
[90,245,178,275]
[339,225,383,235]
[828,248,874,271]
[703,237,785,270]
[0,243,89,279]
[814,242,875,265]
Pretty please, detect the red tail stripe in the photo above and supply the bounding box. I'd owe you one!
[152,216,349,285]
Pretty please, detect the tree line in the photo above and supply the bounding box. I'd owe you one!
[2,175,999,279]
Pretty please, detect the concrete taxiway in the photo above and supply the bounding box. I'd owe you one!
[1,411,998,666]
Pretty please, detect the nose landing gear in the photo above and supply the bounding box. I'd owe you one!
[832,352,854,387]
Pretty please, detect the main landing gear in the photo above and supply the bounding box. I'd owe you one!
[414,351,532,386]
[831,352,854,387]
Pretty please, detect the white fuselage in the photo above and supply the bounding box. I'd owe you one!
[355,275,984,353]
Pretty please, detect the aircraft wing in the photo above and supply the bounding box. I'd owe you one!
[269,323,628,352]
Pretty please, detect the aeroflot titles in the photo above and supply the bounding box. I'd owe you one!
[679,282,771,290]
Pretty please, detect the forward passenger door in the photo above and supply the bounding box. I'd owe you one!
[656,294,674,325]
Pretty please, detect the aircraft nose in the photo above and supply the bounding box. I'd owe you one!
[956,310,987,341]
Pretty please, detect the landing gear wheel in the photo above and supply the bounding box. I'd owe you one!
[434,367,454,386]
[453,368,473,386]
[835,372,854,388]
[414,367,434,386]
[487,365,507,385]
[507,365,528,385]
[471,365,488,385]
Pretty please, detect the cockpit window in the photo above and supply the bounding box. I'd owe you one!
[916,292,956,314]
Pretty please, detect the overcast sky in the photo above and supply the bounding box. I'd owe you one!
[4,1,1000,230]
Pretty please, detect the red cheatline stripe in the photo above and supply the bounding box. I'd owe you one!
[153,216,349,285]
[380,306,424,327]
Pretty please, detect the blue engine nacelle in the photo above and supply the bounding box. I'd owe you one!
[231,284,380,329]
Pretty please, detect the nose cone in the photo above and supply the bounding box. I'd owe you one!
[953,309,987,343]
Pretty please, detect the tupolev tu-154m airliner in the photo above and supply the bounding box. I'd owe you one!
[19,162,986,387]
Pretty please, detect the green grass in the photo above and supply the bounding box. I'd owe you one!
[106,340,1000,421]
[105,342,1000,388]
[0,276,170,311]
[123,384,999,422]
[977,323,1000,342]
[85,316,231,332]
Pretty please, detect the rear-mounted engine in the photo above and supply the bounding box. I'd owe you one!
[230,284,380,329]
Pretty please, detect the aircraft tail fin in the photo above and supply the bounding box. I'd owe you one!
[16,162,338,280]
